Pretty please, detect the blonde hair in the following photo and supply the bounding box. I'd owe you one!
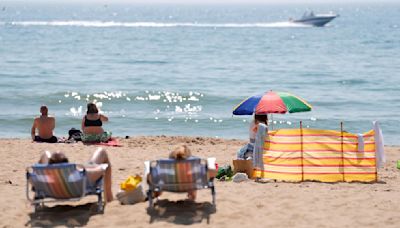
[169,145,192,160]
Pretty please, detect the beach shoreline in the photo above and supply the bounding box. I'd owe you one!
[1,136,399,227]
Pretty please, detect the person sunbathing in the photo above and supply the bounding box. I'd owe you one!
[38,147,113,202]
[149,145,216,201]
[31,105,58,143]
[169,145,197,200]
[81,103,111,142]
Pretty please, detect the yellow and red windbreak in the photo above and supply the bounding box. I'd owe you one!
[253,128,376,182]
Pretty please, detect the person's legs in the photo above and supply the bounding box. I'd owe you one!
[208,169,217,179]
[237,143,251,159]
[34,136,43,142]
[187,190,197,201]
[89,147,111,164]
[48,136,58,143]
[34,136,58,143]
[38,151,52,164]
[100,132,111,142]
[86,147,113,202]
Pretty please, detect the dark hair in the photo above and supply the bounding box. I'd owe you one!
[254,114,268,125]
[40,105,48,115]
[87,103,98,114]
[49,152,69,164]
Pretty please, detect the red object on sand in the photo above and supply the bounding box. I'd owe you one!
[90,138,122,147]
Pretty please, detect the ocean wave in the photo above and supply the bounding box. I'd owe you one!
[0,20,311,28]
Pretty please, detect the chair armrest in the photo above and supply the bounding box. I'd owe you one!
[207,157,216,170]
[207,158,217,181]
[144,161,150,175]
[143,161,151,190]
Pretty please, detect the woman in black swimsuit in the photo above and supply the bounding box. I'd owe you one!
[81,103,111,142]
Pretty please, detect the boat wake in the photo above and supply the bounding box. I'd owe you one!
[0,20,312,28]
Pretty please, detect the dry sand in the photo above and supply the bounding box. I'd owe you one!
[0,136,399,227]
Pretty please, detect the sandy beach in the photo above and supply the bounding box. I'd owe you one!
[0,136,399,227]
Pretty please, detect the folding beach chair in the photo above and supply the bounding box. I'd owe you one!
[146,157,216,208]
[26,163,106,212]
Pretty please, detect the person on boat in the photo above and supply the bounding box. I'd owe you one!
[38,147,113,202]
[31,105,58,143]
[81,103,111,143]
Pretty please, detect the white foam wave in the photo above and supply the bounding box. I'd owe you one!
[1,20,311,28]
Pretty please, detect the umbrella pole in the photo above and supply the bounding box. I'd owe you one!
[270,114,274,130]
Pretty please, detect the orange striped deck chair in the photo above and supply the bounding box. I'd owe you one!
[253,122,384,183]
[26,163,105,212]
[146,157,216,208]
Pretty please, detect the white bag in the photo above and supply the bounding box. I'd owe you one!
[116,184,146,205]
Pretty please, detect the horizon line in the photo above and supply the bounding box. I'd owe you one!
[2,0,400,5]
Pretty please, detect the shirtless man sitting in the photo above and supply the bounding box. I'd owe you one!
[31,105,58,143]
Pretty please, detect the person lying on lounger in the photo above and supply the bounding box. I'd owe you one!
[31,105,58,143]
[81,102,111,143]
[148,145,216,201]
[38,147,113,202]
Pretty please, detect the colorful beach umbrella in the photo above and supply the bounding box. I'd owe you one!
[233,91,312,115]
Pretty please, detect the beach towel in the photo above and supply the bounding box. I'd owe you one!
[253,123,267,170]
[98,138,122,147]
[373,121,385,168]
[83,137,122,147]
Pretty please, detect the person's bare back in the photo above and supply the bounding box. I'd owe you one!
[31,106,57,143]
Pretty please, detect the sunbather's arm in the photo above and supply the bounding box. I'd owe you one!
[100,114,108,122]
[50,117,55,130]
[81,116,85,131]
[31,119,37,140]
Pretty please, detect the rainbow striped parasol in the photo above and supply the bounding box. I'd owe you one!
[233,91,312,115]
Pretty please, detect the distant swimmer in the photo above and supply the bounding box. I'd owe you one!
[31,105,58,143]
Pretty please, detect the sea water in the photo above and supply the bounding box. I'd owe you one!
[0,2,399,144]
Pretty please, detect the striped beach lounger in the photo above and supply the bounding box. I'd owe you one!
[26,163,106,212]
[146,157,216,208]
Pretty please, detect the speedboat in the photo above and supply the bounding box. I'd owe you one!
[291,11,338,27]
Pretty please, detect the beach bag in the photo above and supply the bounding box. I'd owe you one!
[233,159,254,179]
[216,165,233,180]
[117,175,146,205]
[68,128,82,141]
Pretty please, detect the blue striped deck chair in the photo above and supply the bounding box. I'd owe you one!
[26,163,106,212]
[146,157,216,208]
